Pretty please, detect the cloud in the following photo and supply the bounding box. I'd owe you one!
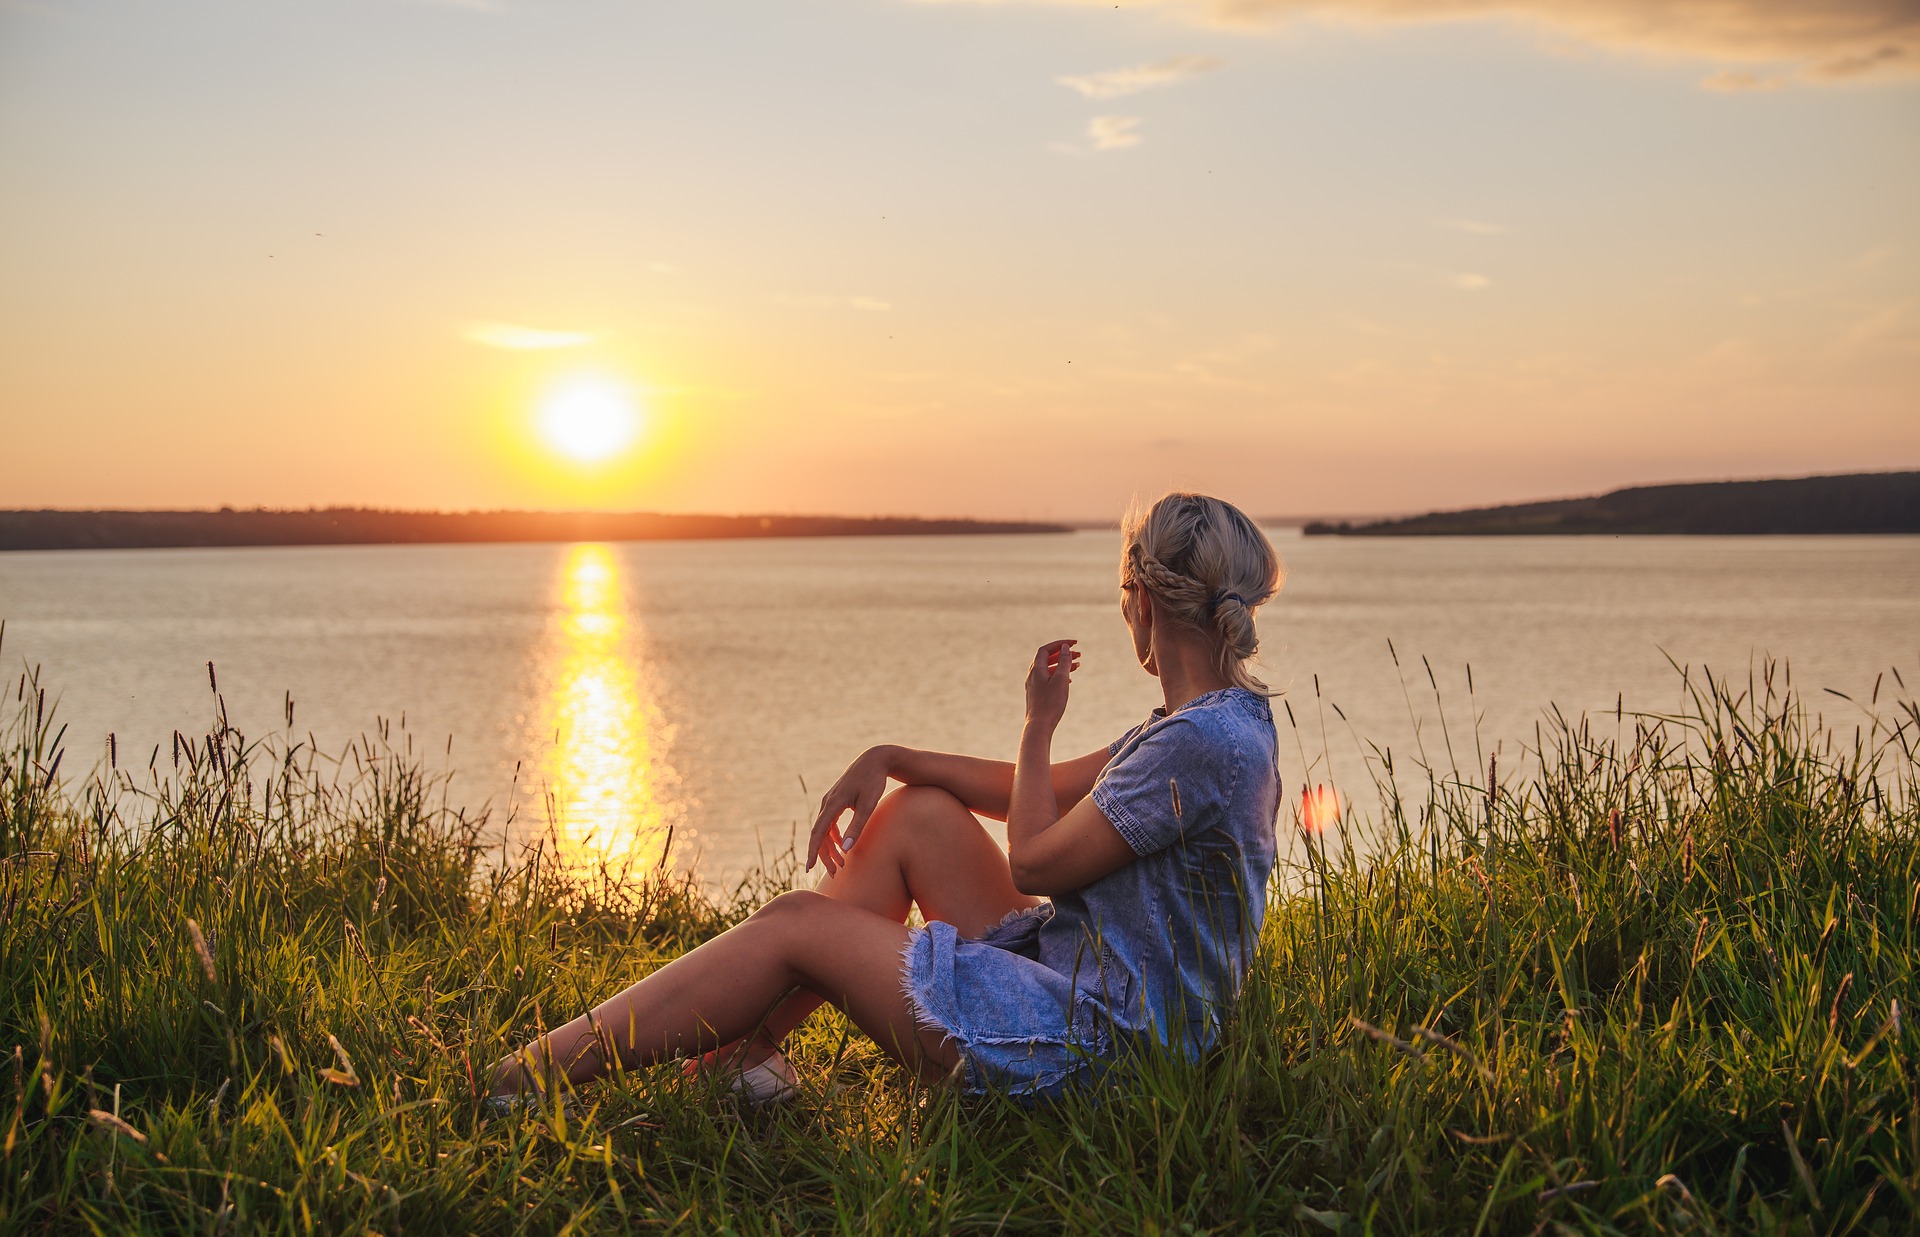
[1846,245,1898,271]
[1451,273,1492,290]
[1088,115,1144,150]
[1701,68,1785,91]
[466,322,595,349]
[1807,41,1909,78]
[1440,217,1506,235]
[1828,301,1916,358]
[775,294,894,311]
[1058,54,1224,98]
[932,0,1920,85]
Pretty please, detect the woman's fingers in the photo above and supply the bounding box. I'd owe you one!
[841,800,876,853]
[807,798,845,871]
[806,807,828,868]
[1027,640,1078,719]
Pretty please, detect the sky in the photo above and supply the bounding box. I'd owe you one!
[1,0,1915,520]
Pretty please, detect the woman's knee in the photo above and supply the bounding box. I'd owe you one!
[750,888,831,926]
[863,785,971,848]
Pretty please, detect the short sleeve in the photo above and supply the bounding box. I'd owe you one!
[1091,716,1228,857]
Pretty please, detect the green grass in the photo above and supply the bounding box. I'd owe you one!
[2,649,1915,1235]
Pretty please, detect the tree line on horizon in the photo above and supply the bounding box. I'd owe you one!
[0,508,1072,552]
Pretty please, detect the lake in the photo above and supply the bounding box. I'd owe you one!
[2,532,1916,879]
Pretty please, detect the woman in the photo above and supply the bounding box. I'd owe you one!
[490,492,1282,1105]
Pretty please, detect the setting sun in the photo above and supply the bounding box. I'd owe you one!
[538,380,641,464]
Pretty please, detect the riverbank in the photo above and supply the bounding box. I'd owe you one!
[0,509,1072,553]
[2,661,1913,1233]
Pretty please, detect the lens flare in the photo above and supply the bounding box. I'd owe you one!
[1298,784,1340,835]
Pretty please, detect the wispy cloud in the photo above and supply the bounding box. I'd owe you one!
[1441,217,1506,236]
[1807,42,1909,79]
[1088,115,1144,151]
[466,322,595,349]
[1451,273,1492,291]
[775,294,894,311]
[1846,245,1897,271]
[1058,54,1223,99]
[1827,301,1916,358]
[1701,68,1785,92]
[933,0,1920,86]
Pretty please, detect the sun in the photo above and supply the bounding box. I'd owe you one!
[538,379,641,464]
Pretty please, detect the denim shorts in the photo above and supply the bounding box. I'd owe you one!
[901,904,1123,1100]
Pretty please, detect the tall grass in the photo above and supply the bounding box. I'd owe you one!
[1,647,1914,1234]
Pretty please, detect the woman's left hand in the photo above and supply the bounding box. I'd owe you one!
[806,745,893,874]
[1024,639,1079,732]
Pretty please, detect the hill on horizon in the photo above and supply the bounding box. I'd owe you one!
[1305,471,1920,537]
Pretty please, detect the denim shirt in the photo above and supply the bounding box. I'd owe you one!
[901,685,1281,1095]
[1044,685,1280,1056]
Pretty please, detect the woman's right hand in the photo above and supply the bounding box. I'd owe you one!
[1023,639,1080,733]
[806,745,895,874]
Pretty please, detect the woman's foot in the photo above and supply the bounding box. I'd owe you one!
[733,1051,800,1106]
[683,1043,799,1107]
[483,1090,576,1118]
[485,1053,546,1111]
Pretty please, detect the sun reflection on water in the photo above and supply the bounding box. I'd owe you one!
[541,543,678,872]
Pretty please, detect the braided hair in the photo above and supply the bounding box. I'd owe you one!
[1121,493,1283,695]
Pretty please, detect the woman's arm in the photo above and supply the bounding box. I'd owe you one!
[884,745,1111,821]
[805,742,1111,874]
[1006,641,1137,896]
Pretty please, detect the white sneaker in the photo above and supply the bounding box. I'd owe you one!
[732,1051,799,1107]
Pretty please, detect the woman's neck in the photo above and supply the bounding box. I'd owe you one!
[1154,636,1233,714]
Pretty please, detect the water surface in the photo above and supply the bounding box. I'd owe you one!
[2,532,1915,877]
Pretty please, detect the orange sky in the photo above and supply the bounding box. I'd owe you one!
[1,0,1915,519]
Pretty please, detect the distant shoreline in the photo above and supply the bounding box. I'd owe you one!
[1304,471,1920,536]
[0,509,1072,553]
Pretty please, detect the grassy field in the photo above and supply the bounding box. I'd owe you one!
[2,649,1915,1235]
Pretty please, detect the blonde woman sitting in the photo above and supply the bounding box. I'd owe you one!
[491,492,1283,1105]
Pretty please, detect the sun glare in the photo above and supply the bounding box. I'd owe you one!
[541,543,679,871]
[538,380,641,464]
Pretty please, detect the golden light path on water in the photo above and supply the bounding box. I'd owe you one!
[540,543,678,873]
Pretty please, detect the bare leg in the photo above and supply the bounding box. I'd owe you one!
[491,788,1036,1097]
[699,786,1038,1070]
[823,785,1040,933]
[493,890,956,1096]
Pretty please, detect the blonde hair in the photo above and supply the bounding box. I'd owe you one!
[1121,492,1284,695]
